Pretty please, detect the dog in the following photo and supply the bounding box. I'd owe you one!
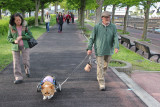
[37,75,61,100]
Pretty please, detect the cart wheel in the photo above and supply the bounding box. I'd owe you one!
[57,83,61,92]
[37,83,41,92]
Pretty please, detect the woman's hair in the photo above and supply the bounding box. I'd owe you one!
[9,13,24,26]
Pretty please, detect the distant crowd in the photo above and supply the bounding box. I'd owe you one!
[44,11,75,33]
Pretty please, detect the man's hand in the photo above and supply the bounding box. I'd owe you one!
[87,50,92,55]
[115,48,118,53]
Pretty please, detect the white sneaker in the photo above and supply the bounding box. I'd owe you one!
[99,85,105,91]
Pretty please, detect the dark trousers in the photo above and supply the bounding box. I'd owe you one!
[67,19,70,24]
[72,18,74,23]
[46,22,50,32]
[58,24,63,31]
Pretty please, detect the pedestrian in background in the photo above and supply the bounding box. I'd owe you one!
[86,11,119,91]
[58,12,63,33]
[8,13,33,84]
[44,11,51,32]
[66,12,71,24]
[71,12,74,24]
[63,13,66,22]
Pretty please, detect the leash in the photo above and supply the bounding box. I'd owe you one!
[60,55,89,86]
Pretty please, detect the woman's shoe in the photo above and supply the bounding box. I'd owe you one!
[24,66,30,78]
[14,80,23,84]
[26,74,30,78]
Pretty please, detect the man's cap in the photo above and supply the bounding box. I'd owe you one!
[101,11,111,17]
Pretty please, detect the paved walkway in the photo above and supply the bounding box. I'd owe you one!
[0,22,147,107]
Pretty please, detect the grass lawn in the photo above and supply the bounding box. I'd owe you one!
[86,21,160,71]
[0,26,46,71]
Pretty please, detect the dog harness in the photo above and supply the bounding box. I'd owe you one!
[40,76,56,88]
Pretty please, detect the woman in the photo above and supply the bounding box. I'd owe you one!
[8,13,33,84]
[44,11,51,32]
[58,12,63,33]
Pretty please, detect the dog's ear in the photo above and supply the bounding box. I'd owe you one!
[41,85,44,90]
[50,85,54,89]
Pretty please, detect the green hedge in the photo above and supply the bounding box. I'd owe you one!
[24,16,41,26]
[50,14,56,26]
[0,15,56,36]
[0,16,41,36]
[0,20,9,36]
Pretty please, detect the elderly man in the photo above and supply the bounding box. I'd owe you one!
[87,11,119,91]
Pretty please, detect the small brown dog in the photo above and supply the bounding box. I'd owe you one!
[37,75,61,100]
[41,81,56,100]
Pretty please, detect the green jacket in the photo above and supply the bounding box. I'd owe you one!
[7,21,33,51]
[87,22,119,56]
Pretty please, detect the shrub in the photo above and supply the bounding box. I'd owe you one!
[24,16,41,26]
[50,14,56,26]
[0,20,9,36]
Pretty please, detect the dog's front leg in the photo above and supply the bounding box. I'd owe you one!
[43,96,47,100]
[48,95,53,99]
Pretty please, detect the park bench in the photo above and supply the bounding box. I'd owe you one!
[120,36,135,49]
[134,41,160,62]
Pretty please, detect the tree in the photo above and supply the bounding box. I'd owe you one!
[66,0,86,28]
[95,0,104,24]
[0,0,7,19]
[120,0,140,33]
[35,0,40,26]
[140,0,159,40]
[40,0,52,23]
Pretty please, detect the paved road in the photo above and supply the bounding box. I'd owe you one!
[0,22,146,107]
[117,25,160,47]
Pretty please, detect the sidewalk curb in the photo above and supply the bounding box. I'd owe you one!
[110,67,160,107]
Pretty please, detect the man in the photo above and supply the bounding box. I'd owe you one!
[86,11,119,91]
[44,11,51,32]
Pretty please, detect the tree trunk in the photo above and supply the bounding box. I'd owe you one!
[55,2,57,14]
[112,4,116,24]
[104,5,107,11]
[142,1,151,40]
[29,11,31,17]
[95,0,104,24]
[78,8,80,22]
[123,5,130,34]
[0,8,2,19]
[22,10,25,18]
[80,0,86,28]
[86,10,89,19]
[35,0,40,26]
[41,3,44,23]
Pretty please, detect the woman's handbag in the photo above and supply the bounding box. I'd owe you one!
[25,26,38,48]
[84,55,92,72]
[28,38,38,48]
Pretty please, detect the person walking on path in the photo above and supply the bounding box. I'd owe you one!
[7,13,33,84]
[63,13,66,22]
[58,12,63,33]
[71,12,74,24]
[44,11,51,32]
[86,11,119,91]
[66,12,71,24]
